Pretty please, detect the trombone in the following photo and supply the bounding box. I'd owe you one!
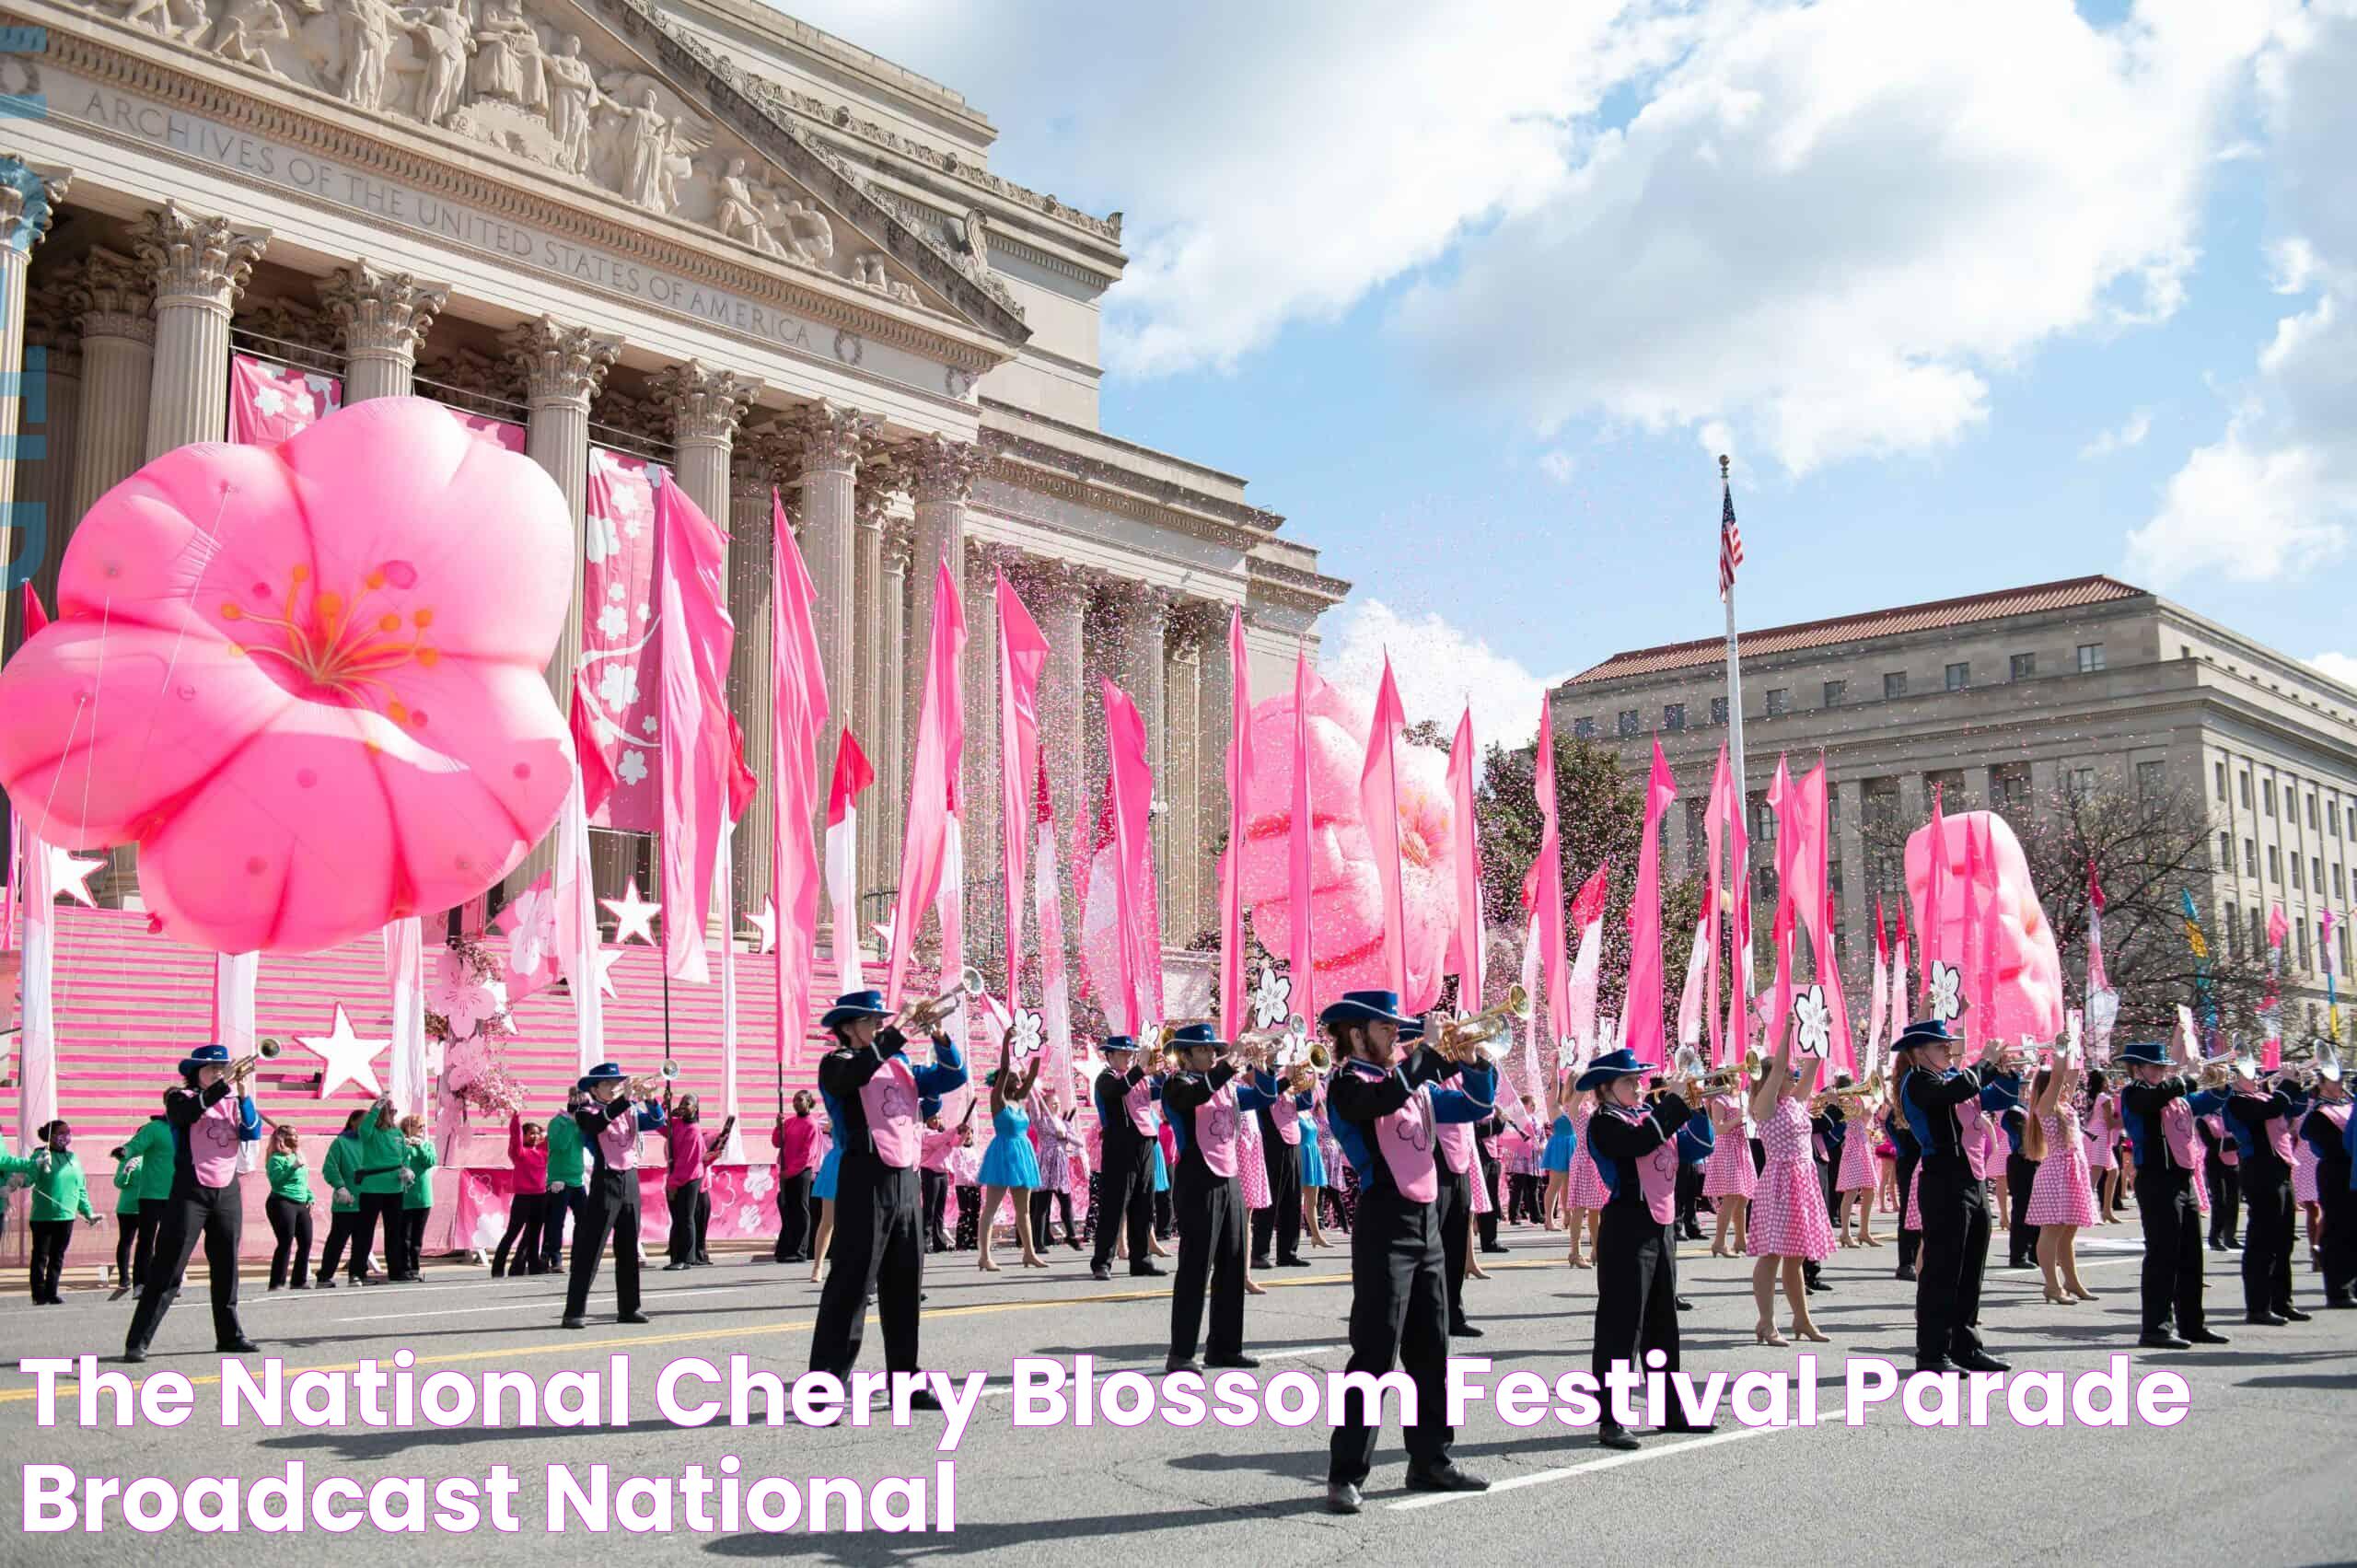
[1434,983,1532,1063]
[899,967,984,1034]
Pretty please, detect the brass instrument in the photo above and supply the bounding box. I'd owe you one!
[1693,1050,1765,1094]
[900,967,985,1033]
[1434,983,1532,1063]
[1155,1017,1213,1051]
[1237,1014,1310,1068]
[258,1039,284,1060]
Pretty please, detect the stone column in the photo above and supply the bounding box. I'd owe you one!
[503,315,621,704]
[0,158,69,656]
[878,519,913,893]
[907,435,984,766]
[851,446,907,897]
[14,270,81,645]
[1113,583,1174,946]
[67,250,156,525]
[132,202,267,458]
[963,540,1003,968]
[1029,562,1089,911]
[1834,775,1866,985]
[1195,603,1237,939]
[318,261,448,401]
[1165,616,1205,944]
[788,401,875,915]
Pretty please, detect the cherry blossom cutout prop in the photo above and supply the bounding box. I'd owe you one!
[1008,1006,1044,1062]
[1793,985,1831,1058]
[1903,809,2063,1042]
[0,399,573,955]
[1249,961,1292,1031]
[428,944,511,1042]
[602,881,661,946]
[1927,961,1965,1023]
[298,1004,387,1098]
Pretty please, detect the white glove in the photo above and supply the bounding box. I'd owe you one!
[332,1188,353,1206]
[399,1167,417,1190]
[547,1179,565,1194]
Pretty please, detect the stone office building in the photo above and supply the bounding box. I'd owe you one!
[1554,575,2357,1036]
[0,0,1346,970]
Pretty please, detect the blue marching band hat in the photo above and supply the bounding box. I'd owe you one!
[1573,1047,1652,1092]
[2114,1039,2171,1068]
[1167,1022,1227,1051]
[1101,1035,1139,1054]
[1890,1018,1954,1056]
[576,1061,626,1091]
[179,1042,232,1074]
[1316,990,1425,1040]
[820,989,892,1028]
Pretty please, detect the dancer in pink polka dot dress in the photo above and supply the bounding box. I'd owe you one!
[1703,1089,1756,1256]
[1747,1027,1833,1343]
[1565,1093,1608,1268]
[2026,1057,2098,1304]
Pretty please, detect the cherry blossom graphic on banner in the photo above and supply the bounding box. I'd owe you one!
[228,354,343,446]
[452,1163,782,1252]
[581,447,669,832]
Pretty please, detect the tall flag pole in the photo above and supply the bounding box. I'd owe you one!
[1718,455,1750,999]
[2178,889,2214,1054]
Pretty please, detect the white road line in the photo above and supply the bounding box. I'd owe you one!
[331,1283,761,1322]
[1387,1424,1780,1509]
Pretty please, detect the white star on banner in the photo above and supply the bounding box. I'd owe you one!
[589,944,625,1000]
[745,899,777,955]
[297,1005,386,1098]
[46,845,105,908]
[602,882,661,947]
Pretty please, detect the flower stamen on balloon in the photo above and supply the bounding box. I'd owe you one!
[223,559,437,721]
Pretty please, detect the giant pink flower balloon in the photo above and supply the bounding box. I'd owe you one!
[1904,809,2064,1042]
[0,398,573,955]
[1235,679,1457,997]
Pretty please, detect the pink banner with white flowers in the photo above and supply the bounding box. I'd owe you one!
[228,354,342,445]
[448,410,527,456]
[580,447,669,833]
[450,1162,787,1253]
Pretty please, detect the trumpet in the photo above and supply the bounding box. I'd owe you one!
[1692,1050,1765,1093]
[258,1039,284,1060]
[899,967,985,1033]
[1434,983,1532,1063]
[1237,1014,1307,1052]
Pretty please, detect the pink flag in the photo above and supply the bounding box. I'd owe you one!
[1867,900,1890,1068]
[2263,902,2289,1068]
[1973,816,2003,1043]
[825,731,875,998]
[995,572,1051,997]
[1534,701,1571,1051]
[1218,611,1256,1042]
[1444,703,1483,1012]
[1959,809,1985,1047]
[1923,784,1947,988]
[655,471,736,986]
[1676,911,1710,1049]
[1565,863,1611,1053]
[569,679,617,821]
[1034,754,1076,1112]
[1359,656,1436,1009]
[1800,761,1855,1075]
[1623,740,1678,1066]
[1724,767,1753,1061]
[19,584,48,639]
[1287,648,1318,1028]
[887,559,967,1009]
[1105,679,1158,1032]
[771,495,830,1066]
[1892,901,1912,1028]
[2084,857,2110,996]
[1767,757,1800,1041]
[1702,743,1731,1065]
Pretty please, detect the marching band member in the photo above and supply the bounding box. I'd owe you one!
[2226,1059,2312,1325]
[122,1044,264,1362]
[1321,991,1491,1513]
[2193,1084,2241,1250]
[1836,1090,1880,1247]
[1434,1086,1484,1336]
[1162,1023,1276,1372]
[1541,1076,1574,1235]
[1251,1051,1309,1271]
[2299,1056,2351,1307]
[1565,1086,1608,1267]
[560,1063,665,1330]
[2118,1038,2229,1347]
[1672,1102,1713,1308]
[1888,1087,1922,1283]
[2024,1057,2097,1305]
[1705,1077,1756,1256]
[1089,1037,1165,1281]
[2293,1096,2322,1272]
[1584,1045,1713,1448]
[1894,1018,2011,1376]
[1028,1091,1086,1252]
[1748,1025,1833,1344]
[2084,1072,2125,1224]
[807,989,968,1403]
[1476,1103,1509,1254]
[1985,1062,2040,1270]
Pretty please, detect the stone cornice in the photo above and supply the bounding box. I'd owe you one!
[1245,552,1351,611]
[980,433,1277,554]
[15,6,1021,377]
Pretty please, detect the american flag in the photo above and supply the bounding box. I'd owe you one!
[1718,468,1744,601]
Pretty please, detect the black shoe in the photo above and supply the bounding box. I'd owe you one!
[1405,1461,1490,1493]
[1597,1424,1641,1451]
[291,1280,309,1291]
[1914,1357,1956,1375]
[2246,1311,2287,1326]
[2138,1330,2191,1351]
[618,1311,650,1325]
[2208,1240,2229,1252]
[1674,1297,1694,1312]
[2187,1328,2231,1343]
[1278,1256,1312,1268]
[2325,1295,2357,1310]
[1250,1257,1273,1272]
[218,1338,260,1353]
[313,1276,336,1289]
[1954,1351,2010,1374]
[1206,1353,1260,1370]
[1895,1265,1917,1281]
[1165,1355,1202,1376]
[1449,1320,1482,1338]
[664,1261,691,1272]
[2007,1257,2033,1269]
[2280,1307,2313,1322]
[121,1347,146,1365]
[1805,1279,1829,1294]
[1480,1244,1511,1255]
[1325,1482,1363,1516]
[561,1316,586,1330]
[1131,1263,1165,1277]
[905,1388,942,1412]
[1090,1264,1111,1282]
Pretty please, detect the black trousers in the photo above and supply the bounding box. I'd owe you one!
[1170,1165,1247,1362]
[1435,1165,1472,1328]
[1329,1187,1452,1487]
[776,1169,815,1261]
[2135,1167,2209,1335]
[2206,1160,2240,1244]
[1591,1202,1679,1432]
[1250,1128,1303,1263]
[1508,1173,1543,1225]
[1155,1184,1174,1239]
[400,1207,429,1276]
[2318,1168,2355,1302]
[1895,1149,1922,1272]
[1030,1188,1077,1248]
[667,1183,709,1265]
[1676,1162,1705,1236]
[124,1180,247,1353]
[314,1207,369,1283]
[542,1186,586,1272]
[1477,1152,1504,1246]
[563,1169,643,1320]
[2007,1153,2042,1264]
[1913,1158,1991,1364]
[29,1219,73,1303]
[2239,1164,2296,1317]
[132,1205,162,1287]
[919,1169,950,1251]
[351,1191,404,1282]
[1090,1139,1154,1272]
[495,1191,547,1275]
[809,1155,923,1378]
[114,1212,140,1289]
[265,1195,313,1290]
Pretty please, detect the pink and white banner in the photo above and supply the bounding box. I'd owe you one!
[228,354,342,445]
[581,447,670,834]
[452,1164,785,1253]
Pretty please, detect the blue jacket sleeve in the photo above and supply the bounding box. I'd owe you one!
[635,1100,668,1132]
[1978,1071,2020,1114]
[912,1037,970,1098]
[235,1095,263,1142]
[1236,1069,1277,1113]
[1431,1063,1497,1125]
[1677,1117,1715,1164]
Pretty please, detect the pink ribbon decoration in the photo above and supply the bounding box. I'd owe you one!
[1359,655,1434,1009]
[771,495,830,1067]
[1534,700,1571,1053]
[1106,679,1159,1033]
[1892,901,1911,1028]
[1767,756,1799,1043]
[996,571,1051,999]
[2085,857,2110,996]
[1219,610,1256,1042]
[1445,703,1484,1012]
[825,731,875,998]
[654,471,736,986]
[556,680,607,1073]
[887,559,966,1010]
[1034,753,1076,1112]
[2263,902,2288,1069]
[1702,742,1731,1065]
[1287,648,1318,1028]
[1622,739,1678,1066]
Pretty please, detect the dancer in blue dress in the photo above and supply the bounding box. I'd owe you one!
[976,1041,1046,1272]
[807,1119,842,1284]
[1293,1067,1332,1248]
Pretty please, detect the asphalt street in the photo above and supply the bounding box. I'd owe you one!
[0,1225,2351,1565]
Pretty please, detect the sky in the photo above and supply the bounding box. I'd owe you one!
[779,0,2357,747]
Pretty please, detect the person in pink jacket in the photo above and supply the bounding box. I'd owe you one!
[663,1091,735,1271]
[493,1115,550,1277]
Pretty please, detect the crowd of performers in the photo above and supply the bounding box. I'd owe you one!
[17,997,2355,1511]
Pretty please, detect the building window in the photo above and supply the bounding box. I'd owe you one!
[1664,703,1686,733]
[2225,900,2239,956]
[2239,772,2252,808]
[1710,696,1728,726]
[2331,799,2341,835]
[1992,765,2032,814]
[1573,716,1597,739]
[2245,838,2258,877]
[2136,761,2165,799]
[2336,865,2346,900]
[1883,672,1907,700]
[2268,846,2282,884]
[2263,779,2275,816]
[2313,856,2323,891]
[2343,923,2352,971]
[1766,688,1789,715]
[2070,767,2096,797]
[2076,643,2106,672]
[2215,761,2226,799]
[2249,908,2264,954]
[2308,795,2319,830]
[2218,831,2233,869]
[1945,662,1969,691]
[2012,653,2036,681]
[1750,795,1776,844]
[2298,924,2310,970]
[1823,679,1845,708]
[1617,709,1640,738]
[2292,857,2304,892]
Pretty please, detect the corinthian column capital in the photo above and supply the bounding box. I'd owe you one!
[318,261,449,360]
[787,399,876,473]
[129,201,268,312]
[652,359,761,446]
[0,157,71,254]
[502,314,621,408]
[908,433,986,504]
[66,248,156,342]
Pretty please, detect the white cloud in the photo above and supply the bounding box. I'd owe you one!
[2080,410,2153,459]
[2310,652,2357,691]
[2129,3,2357,588]
[1318,598,1559,757]
[1538,450,1581,485]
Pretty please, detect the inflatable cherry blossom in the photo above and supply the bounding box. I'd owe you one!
[0,398,573,954]
[1903,809,2064,1043]
[1233,678,1457,998]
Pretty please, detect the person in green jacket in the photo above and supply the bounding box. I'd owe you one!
[120,1112,177,1296]
[109,1145,143,1300]
[263,1124,316,1291]
[396,1114,436,1282]
[21,1121,102,1305]
[313,1108,376,1287]
[350,1098,412,1282]
[540,1088,589,1272]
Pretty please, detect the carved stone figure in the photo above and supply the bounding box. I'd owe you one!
[469,0,544,110]
[610,87,677,212]
[208,0,292,73]
[958,206,989,272]
[712,155,769,250]
[401,0,470,127]
[120,0,203,39]
[333,0,396,110]
[543,35,598,175]
[768,197,833,262]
